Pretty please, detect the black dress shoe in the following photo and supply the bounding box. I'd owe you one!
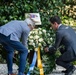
[65,66,76,75]
[61,70,67,73]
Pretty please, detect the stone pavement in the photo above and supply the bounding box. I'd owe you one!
[0,63,18,75]
[48,65,76,75]
[0,64,76,75]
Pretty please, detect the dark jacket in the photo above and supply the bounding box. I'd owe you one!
[49,25,76,55]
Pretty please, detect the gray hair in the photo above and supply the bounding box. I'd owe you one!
[24,18,35,27]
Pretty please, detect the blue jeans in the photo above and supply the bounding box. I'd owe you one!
[0,34,28,75]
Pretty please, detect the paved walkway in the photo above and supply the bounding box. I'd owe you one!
[0,64,18,75]
[0,64,76,75]
[48,65,76,75]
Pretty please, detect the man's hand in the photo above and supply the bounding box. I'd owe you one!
[44,46,49,52]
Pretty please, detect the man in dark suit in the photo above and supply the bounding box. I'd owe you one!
[44,16,76,75]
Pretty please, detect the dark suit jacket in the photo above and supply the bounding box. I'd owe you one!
[49,25,76,55]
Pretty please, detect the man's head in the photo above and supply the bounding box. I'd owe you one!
[49,16,61,30]
[25,18,35,30]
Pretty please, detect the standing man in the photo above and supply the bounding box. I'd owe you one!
[44,16,76,75]
[0,18,36,75]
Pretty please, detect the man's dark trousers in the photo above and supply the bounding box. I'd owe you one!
[0,33,28,75]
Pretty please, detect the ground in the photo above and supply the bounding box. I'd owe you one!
[0,64,76,75]
[48,65,76,75]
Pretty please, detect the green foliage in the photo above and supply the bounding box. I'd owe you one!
[62,16,76,26]
[0,0,76,74]
[0,45,7,63]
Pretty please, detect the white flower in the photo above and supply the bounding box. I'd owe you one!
[29,40,34,43]
[30,31,33,34]
[39,38,43,42]
[29,42,33,45]
[34,35,39,39]
[29,42,35,47]
[15,51,18,54]
[39,43,42,46]
[50,37,53,41]
[38,28,42,30]
[29,36,33,39]
[28,28,54,50]
[39,31,42,34]
[32,43,35,47]
[34,29,38,34]
[47,40,51,44]
[42,29,46,33]
[48,33,50,36]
